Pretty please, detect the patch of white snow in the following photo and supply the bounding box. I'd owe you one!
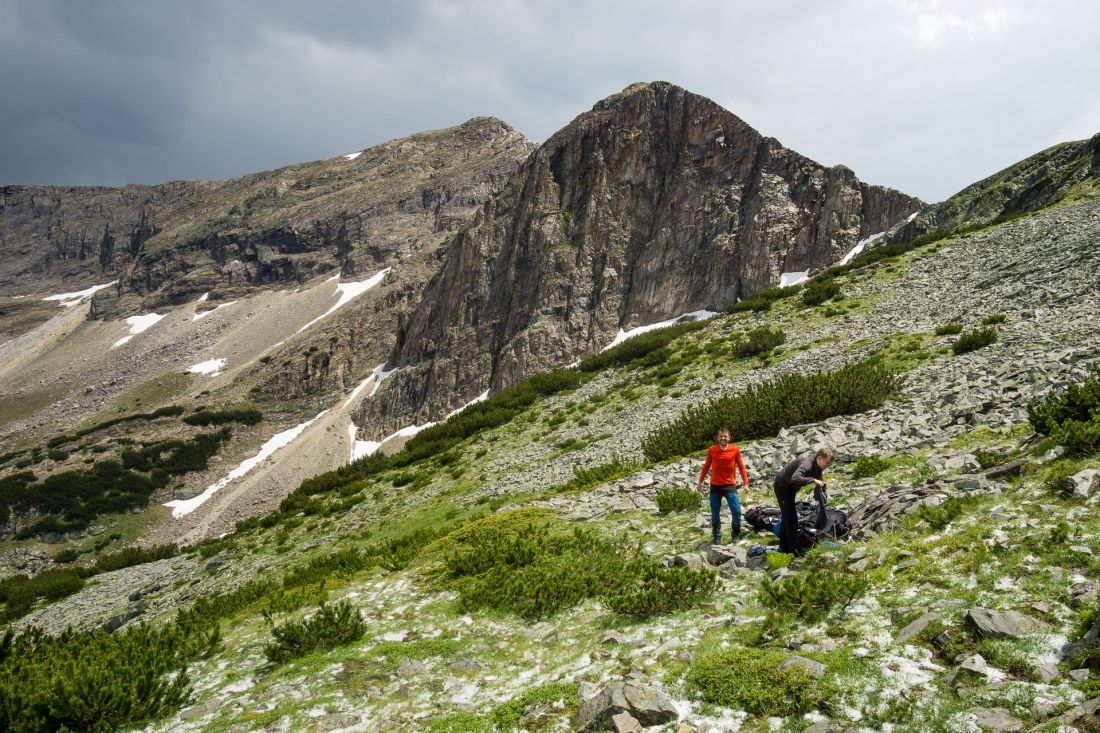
[165,410,328,517]
[44,280,117,307]
[779,271,810,287]
[111,312,166,348]
[187,358,228,376]
[297,268,390,333]
[839,231,886,266]
[343,151,362,161]
[193,300,237,321]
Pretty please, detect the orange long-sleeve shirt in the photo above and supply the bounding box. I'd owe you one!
[699,444,750,487]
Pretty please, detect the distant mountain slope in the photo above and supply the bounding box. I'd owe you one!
[889,132,1100,244]
[0,117,535,330]
[367,82,923,430]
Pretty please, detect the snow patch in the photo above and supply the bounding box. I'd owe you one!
[193,300,237,321]
[601,310,720,352]
[187,358,228,376]
[369,363,398,397]
[343,151,362,161]
[297,268,390,333]
[839,231,886,266]
[165,410,328,517]
[44,280,117,307]
[447,390,489,418]
[111,312,166,348]
[196,292,210,303]
[779,271,809,287]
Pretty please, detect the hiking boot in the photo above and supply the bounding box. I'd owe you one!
[730,526,742,542]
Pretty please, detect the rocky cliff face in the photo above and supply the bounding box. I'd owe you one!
[365,82,923,430]
[0,117,534,316]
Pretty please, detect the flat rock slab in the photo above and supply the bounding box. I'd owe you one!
[967,607,1048,638]
[972,707,1023,733]
[1069,468,1100,499]
[707,544,747,566]
[896,612,938,644]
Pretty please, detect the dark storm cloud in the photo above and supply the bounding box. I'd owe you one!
[1,0,1097,201]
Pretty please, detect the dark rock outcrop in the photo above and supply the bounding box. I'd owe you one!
[366,82,922,429]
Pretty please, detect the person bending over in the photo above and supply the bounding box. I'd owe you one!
[696,427,750,543]
[772,447,834,555]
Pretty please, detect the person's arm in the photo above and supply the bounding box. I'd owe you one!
[735,449,749,492]
[697,450,713,489]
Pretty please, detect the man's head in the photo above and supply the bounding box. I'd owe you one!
[716,427,730,445]
[815,447,835,470]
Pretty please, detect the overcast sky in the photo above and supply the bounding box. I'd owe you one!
[1,0,1097,202]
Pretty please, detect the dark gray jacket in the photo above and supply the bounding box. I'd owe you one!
[774,452,823,494]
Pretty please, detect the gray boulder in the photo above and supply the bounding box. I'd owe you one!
[576,680,680,730]
[671,553,705,572]
[778,655,826,678]
[707,544,747,567]
[966,607,1048,638]
[1068,468,1100,499]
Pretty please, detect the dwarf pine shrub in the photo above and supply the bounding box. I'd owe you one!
[655,486,701,514]
[1029,369,1100,455]
[951,326,998,355]
[578,319,709,372]
[851,454,890,479]
[686,646,835,716]
[981,313,1007,325]
[801,277,842,306]
[0,619,218,733]
[758,559,868,627]
[434,511,715,620]
[732,326,786,358]
[642,359,900,462]
[0,568,85,622]
[914,497,965,530]
[547,455,644,494]
[264,600,366,664]
[183,404,263,426]
[727,284,803,313]
[603,561,718,617]
[935,322,963,336]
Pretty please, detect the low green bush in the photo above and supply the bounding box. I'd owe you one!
[655,486,701,514]
[434,511,715,620]
[0,620,218,733]
[93,544,178,574]
[52,548,81,564]
[686,647,834,716]
[914,497,965,530]
[263,600,366,664]
[951,327,998,355]
[0,568,86,622]
[603,561,718,617]
[732,326,786,358]
[935,323,963,336]
[578,319,709,373]
[851,455,890,480]
[727,284,803,313]
[548,455,645,494]
[801,278,842,307]
[1068,601,1100,670]
[183,404,263,426]
[1029,369,1100,455]
[758,558,868,626]
[981,313,1007,325]
[642,359,900,462]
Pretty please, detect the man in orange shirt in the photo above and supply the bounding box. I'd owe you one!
[696,426,750,543]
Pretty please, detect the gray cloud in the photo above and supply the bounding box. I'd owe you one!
[1,0,1097,201]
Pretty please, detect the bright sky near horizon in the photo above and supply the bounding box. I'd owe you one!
[1,0,1097,202]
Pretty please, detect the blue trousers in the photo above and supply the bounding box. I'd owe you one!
[709,485,741,540]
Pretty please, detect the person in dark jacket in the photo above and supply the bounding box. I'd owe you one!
[773,447,834,555]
